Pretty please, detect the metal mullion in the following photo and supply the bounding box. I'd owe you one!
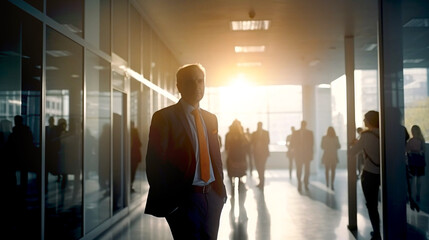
[82,48,87,237]
[41,4,46,238]
[9,0,112,66]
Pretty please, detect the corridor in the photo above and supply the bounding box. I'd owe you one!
[97,169,376,240]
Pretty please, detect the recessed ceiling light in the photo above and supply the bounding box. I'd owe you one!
[403,18,429,27]
[309,59,320,67]
[234,46,266,53]
[237,62,262,67]
[363,43,377,51]
[45,66,59,70]
[403,59,424,64]
[318,84,331,89]
[46,50,72,57]
[231,20,270,31]
[63,24,82,33]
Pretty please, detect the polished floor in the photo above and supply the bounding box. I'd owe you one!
[96,168,426,240]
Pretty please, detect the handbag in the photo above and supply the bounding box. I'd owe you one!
[407,152,426,167]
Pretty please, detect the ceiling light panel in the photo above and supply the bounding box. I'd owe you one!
[234,45,266,53]
[231,20,270,31]
[403,18,429,27]
[237,62,262,67]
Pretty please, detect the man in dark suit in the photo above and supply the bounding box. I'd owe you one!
[291,120,314,191]
[251,122,270,190]
[145,63,227,239]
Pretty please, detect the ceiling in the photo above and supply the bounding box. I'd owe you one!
[135,0,380,87]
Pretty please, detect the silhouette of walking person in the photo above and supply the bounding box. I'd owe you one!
[7,115,35,195]
[251,122,270,190]
[286,126,295,179]
[406,125,426,206]
[225,119,248,194]
[291,120,314,192]
[245,128,254,176]
[130,121,142,193]
[321,126,340,190]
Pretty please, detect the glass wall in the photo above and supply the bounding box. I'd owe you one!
[85,0,111,54]
[130,79,143,202]
[84,50,111,232]
[45,27,83,239]
[401,0,429,236]
[47,0,83,38]
[112,0,128,61]
[4,0,181,238]
[0,3,42,238]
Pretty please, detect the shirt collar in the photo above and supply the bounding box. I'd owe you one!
[179,98,198,115]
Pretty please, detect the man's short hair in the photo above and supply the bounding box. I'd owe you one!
[176,63,206,84]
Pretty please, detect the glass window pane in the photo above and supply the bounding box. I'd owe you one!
[84,50,111,232]
[23,0,43,12]
[402,1,429,233]
[130,6,141,73]
[112,0,128,60]
[46,0,83,38]
[142,19,151,80]
[1,3,42,238]
[130,79,143,202]
[45,27,83,239]
[85,0,111,54]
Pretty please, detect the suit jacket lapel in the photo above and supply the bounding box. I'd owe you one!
[173,103,196,153]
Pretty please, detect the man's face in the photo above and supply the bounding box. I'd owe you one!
[177,68,205,106]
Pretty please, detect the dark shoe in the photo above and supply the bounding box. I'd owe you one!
[305,184,309,191]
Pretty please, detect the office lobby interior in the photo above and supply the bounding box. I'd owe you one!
[1,0,428,239]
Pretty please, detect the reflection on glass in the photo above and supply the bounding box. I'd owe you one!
[130,6,142,73]
[130,79,143,201]
[45,27,83,239]
[84,50,111,232]
[113,90,126,213]
[402,1,429,238]
[112,0,128,60]
[85,0,111,54]
[1,3,42,238]
[47,0,83,38]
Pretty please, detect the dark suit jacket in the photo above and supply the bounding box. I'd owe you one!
[144,102,226,217]
[251,129,270,160]
[291,128,314,162]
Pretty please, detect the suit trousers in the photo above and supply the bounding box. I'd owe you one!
[166,189,224,240]
[361,170,381,235]
[295,159,311,187]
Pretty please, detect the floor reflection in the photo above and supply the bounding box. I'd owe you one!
[97,169,428,240]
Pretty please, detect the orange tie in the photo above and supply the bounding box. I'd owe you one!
[192,109,210,182]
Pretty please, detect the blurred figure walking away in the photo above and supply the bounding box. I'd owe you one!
[286,126,295,179]
[225,120,248,195]
[291,120,314,192]
[245,128,254,176]
[130,121,142,193]
[321,127,340,190]
[251,122,270,190]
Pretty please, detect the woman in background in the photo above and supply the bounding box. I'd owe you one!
[321,126,340,190]
[406,125,426,203]
[225,120,248,194]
